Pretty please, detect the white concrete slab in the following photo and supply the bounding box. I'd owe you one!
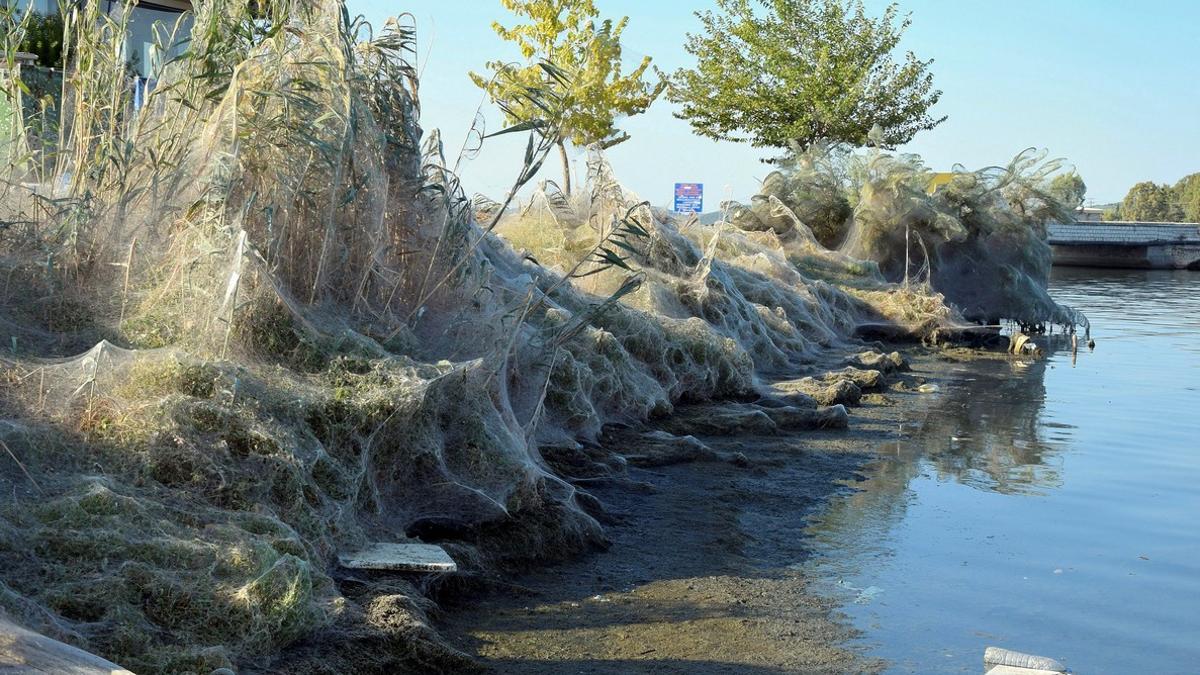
[985,667,1066,675]
[338,542,457,573]
[983,646,1067,674]
[0,618,135,674]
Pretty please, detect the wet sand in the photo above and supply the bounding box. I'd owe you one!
[440,352,957,674]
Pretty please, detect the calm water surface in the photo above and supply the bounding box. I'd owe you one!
[803,268,1200,674]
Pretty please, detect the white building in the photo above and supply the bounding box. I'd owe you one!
[13,1,194,78]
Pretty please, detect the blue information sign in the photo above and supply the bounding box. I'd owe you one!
[674,182,703,213]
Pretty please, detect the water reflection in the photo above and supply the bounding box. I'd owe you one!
[916,358,1066,495]
[808,356,1066,571]
[804,267,1200,674]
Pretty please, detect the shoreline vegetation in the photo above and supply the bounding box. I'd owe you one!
[0,3,1085,673]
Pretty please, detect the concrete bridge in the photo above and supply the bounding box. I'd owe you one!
[1047,221,1200,270]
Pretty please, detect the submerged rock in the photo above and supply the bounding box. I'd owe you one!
[660,404,779,436]
[772,376,862,406]
[848,350,909,374]
[827,366,885,391]
[660,401,852,436]
[612,430,720,467]
[770,363,887,407]
[754,393,817,409]
[764,404,850,430]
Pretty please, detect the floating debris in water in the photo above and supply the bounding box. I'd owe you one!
[983,646,1068,674]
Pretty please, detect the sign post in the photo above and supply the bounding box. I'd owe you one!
[673,183,703,214]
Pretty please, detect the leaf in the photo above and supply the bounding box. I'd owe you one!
[484,118,546,139]
[593,247,632,271]
[184,199,207,221]
[537,61,570,85]
[622,219,649,238]
[609,238,641,256]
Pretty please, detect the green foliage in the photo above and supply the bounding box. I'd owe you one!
[1109,172,1200,223]
[1047,171,1086,209]
[1173,172,1200,223]
[1120,181,1181,222]
[669,0,944,156]
[471,0,665,192]
[21,12,63,68]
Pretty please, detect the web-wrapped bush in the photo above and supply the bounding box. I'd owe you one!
[725,143,1086,330]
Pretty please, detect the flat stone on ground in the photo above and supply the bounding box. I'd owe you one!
[0,617,135,674]
[338,542,457,573]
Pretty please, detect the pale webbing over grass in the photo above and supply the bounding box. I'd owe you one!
[0,3,1080,672]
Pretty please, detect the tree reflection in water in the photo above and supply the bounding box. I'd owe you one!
[805,353,1071,566]
[919,356,1067,495]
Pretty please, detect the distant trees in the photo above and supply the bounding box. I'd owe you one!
[1047,172,1086,209]
[471,0,665,195]
[1173,173,1200,223]
[1107,174,1200,222]
[1116,182,1180,222]
[669,0,944,159]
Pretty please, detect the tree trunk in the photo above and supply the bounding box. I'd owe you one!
[557,140,572,196]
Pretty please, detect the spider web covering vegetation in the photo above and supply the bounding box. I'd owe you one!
[727,141,1090,330]
[0,2,1083,673]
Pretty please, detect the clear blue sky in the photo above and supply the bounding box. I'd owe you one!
[348,0,1200,207]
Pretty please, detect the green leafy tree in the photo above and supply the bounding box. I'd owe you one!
[669,0,944,158]
[1120,181,1181,222]
[1172,172,1200,223]
[18,13,64,69]
[471,0,665,194]
[1047,172,1086,209]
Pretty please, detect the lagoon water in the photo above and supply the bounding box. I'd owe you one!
[804,268,1200,674]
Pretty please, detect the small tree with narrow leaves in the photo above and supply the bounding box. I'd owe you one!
[670,0,944,159]
[471,0,665,194]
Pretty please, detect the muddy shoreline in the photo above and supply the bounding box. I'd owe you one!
[436,348,966,674]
